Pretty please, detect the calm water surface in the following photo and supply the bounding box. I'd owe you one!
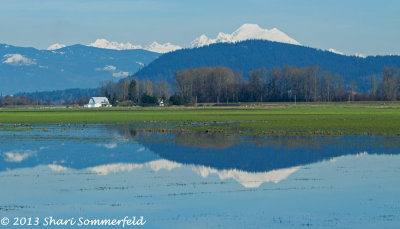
[0,124,400,228]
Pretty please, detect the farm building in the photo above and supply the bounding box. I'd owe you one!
[84,97,112,108]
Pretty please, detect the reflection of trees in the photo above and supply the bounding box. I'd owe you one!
[247,135,339,150]
[174,132,237,149]
[106,124,400,151]
[373,136,400,149]
[104,124,138,140]
[116,127,138,140]
[103,124,400,173]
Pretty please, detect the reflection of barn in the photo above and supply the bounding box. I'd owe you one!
[84,97,112,108]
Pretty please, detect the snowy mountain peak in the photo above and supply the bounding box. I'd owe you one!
[232,23,264,36]
[47,43,66,50]
[191,23,301,48]
[190,34,212,48]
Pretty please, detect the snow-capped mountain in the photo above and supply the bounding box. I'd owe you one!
[84,39,182,53]
[145,42,182,53]
[191,23,301,48]
[47,24,300,53]
[88,39,143,50]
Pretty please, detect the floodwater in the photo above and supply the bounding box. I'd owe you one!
[1,124,400,229]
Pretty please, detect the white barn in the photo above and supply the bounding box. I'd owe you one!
[84,97,112,108]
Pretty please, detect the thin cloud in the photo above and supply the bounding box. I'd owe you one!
[112,71,129,78]
[2,54,37,66]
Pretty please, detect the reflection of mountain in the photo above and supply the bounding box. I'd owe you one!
[2,125,400,176]
[87,160,300,188]
[88,159,182,175]
[0,142,159,172]
[137,133,400,173]
[192,165,301,188]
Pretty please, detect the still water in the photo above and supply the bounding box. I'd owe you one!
[0,124,400,228]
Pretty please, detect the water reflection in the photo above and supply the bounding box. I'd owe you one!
[1,124,400,228]
[1,124,399,187]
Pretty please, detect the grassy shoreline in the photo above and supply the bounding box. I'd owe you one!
[1,102,400,136]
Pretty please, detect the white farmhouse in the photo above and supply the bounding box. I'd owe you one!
[159,99,165,107]
[84,97,112,108]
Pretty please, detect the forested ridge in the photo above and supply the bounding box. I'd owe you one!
[133,40,400,92]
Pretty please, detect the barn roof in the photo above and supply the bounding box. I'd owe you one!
[90,97,110,104]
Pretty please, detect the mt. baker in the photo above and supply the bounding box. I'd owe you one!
[191,24,300,48]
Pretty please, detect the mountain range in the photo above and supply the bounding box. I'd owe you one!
[133,39,400,91]
[1,23,400,95]
[48,24,300,54]
[0,44,159,94]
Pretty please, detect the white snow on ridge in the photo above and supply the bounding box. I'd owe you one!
[328,48,344,55]
[48,24,300,53]
[354,53,366,58]
[191,23,301,48]
[47,43,66,50]
[2,54,37,66]
[87,39,182,53]
[328,48,367,58]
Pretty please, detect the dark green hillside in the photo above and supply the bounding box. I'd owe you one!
[133,40,400,91]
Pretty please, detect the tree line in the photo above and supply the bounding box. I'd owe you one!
[100,78,171,106]
[0,95,90,106]
[172,65,400,104]
[99,65,400,106]
[3,65,399,107]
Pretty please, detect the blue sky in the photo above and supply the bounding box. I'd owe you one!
[1,0,399,55]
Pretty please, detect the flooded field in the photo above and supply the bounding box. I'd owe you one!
[1,124,400,228]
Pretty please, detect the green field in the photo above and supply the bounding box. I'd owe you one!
[1,102,400,136]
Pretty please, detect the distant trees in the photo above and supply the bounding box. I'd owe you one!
[140,93,158,106]
[100,78,170,106]
[175,66,236,103]
[0,95,44,106]
[15,88,99,105]
[378,67,400,101]
[127,79,138,102]
[370,75,377,100]
[173,65,349,103]
[98,65,400,106]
